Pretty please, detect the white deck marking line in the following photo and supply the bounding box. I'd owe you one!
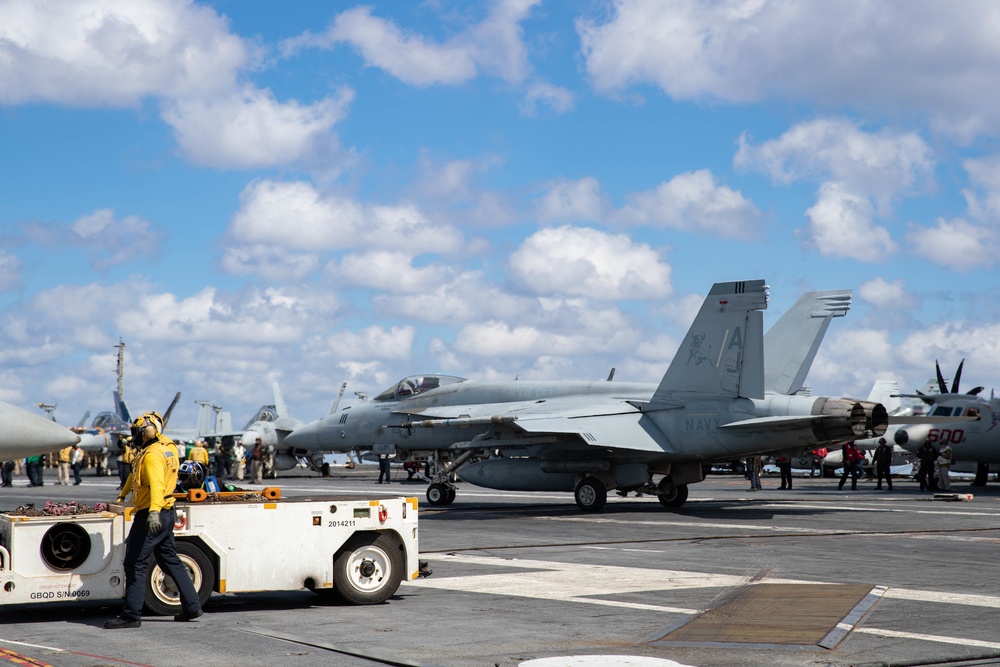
[406,554,1000,611]
[759,502,1000,518]
[0,638,64,652]
[535,516,839,533]
[855,627,1000,650]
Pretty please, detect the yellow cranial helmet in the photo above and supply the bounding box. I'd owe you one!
[132,411,164,443]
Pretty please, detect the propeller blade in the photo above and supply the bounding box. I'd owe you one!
[162,391,182,428]
[935,360,949,394]
[952,359,965,395]
[967,386,985,396]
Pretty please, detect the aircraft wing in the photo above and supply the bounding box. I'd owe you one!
[399,398,672,453]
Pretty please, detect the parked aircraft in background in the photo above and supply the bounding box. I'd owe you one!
[230,383,307,474]
[1,400,80,458]
[286,280,896,511]
[893,360,998,480]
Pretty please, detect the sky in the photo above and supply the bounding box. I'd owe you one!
[2,0,1000,431]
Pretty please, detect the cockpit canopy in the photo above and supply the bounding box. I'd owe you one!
[374,375,466,401]
[930,405,980,418]
[243,405,277,430]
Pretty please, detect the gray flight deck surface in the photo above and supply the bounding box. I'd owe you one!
[1,468,998,667]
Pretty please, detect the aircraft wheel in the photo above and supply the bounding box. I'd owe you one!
[333,533,403,605]
[574,477,607,513]
[444,487,457,504]
[657,480,689,508]
[144,541,214,616]
[427,483,451,506]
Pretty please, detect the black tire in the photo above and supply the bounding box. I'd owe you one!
[427,483,450,506]
[574,477,607,512]
[320,462,331,476]
[144,541,214,616]
[444,486,457,505]
[333,533,404,605]
[657,482,689,508]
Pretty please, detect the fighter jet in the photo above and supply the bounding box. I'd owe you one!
[229,383,308,475]
[893,360,998,480]
[0,400,81,458]
[286,280,892,511]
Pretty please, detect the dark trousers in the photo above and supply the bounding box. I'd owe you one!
[121,507,201,621]
[72,462,82,484]
[778,463,792,489]
[916,463,936,491]
[26,461,43,486]
[117,461,130,488]
[1,463,11,486]
[875,463,892,489]
[378,459,391,483]
[838,463,859,490]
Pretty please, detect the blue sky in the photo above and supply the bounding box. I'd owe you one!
[2,0,999,429]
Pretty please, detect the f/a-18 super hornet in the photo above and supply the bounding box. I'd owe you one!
[286,280,895,511]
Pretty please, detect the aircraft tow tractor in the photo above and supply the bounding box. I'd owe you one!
[0,487,428,614]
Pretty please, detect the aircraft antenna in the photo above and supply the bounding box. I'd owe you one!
[114,337,126,399]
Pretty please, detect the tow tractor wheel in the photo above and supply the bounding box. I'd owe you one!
[574,476,607,513]
[144,541,214,616]
[427,483,452,506]
[333,533,404,605]
[657,479,689,508]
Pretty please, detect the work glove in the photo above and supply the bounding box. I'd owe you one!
[115,494,126,504]
[146,513,162,535]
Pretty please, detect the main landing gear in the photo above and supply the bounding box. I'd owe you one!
[574,476,607,512]
[426,482,457,506]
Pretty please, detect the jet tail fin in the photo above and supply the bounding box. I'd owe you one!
[273,383,289,419]
[764,289,851,395]
[76,411,90,428]
[114,391,132,424]
[868,379,902,414]
[653,279,768,401]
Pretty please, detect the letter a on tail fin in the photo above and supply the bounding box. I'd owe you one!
[653,280,768,401]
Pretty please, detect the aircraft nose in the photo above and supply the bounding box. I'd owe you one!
[241,430,262,447]
[283,421,319,451]
[0,402,81,457]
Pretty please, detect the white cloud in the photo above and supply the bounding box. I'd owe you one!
[907,218,998,271]
[161,86,353,169]
[578,0,1000,138]
[227,179,465,263]
[0,250,22,291]
[69,208,161,270]
[614,169,761,239]
[805,182,896,262]
[535,177,607,223]
[218,244,321,282]
[520,81,576,115]
[962,156,1000,221]
[323,325,415,361]
[509,226,671,300]
[0,0,249,106]
[326,251,452,293]
[735,119,934,209]
[858,277,915,311]
[408,155,518,229]
[286,0,539,86]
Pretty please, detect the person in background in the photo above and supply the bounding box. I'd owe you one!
[71,443,85,485]
[231,440,246,481]
[57,445,73,485]
[25,455,44,487]
[873,438,893,491]
[378,452,392,484]
[0,461,13,487]
[915,441,938,492]
[838,442,862,491]
[776,455,793,490]
[250,438,264,484]
[746,455,762,491]
[187,440,209,467]
[937,440,953,491]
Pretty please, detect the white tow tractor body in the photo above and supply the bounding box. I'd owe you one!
[0,491,423,614]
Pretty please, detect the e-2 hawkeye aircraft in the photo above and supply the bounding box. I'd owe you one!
[892,360,999,482]
[286,279,897,511]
